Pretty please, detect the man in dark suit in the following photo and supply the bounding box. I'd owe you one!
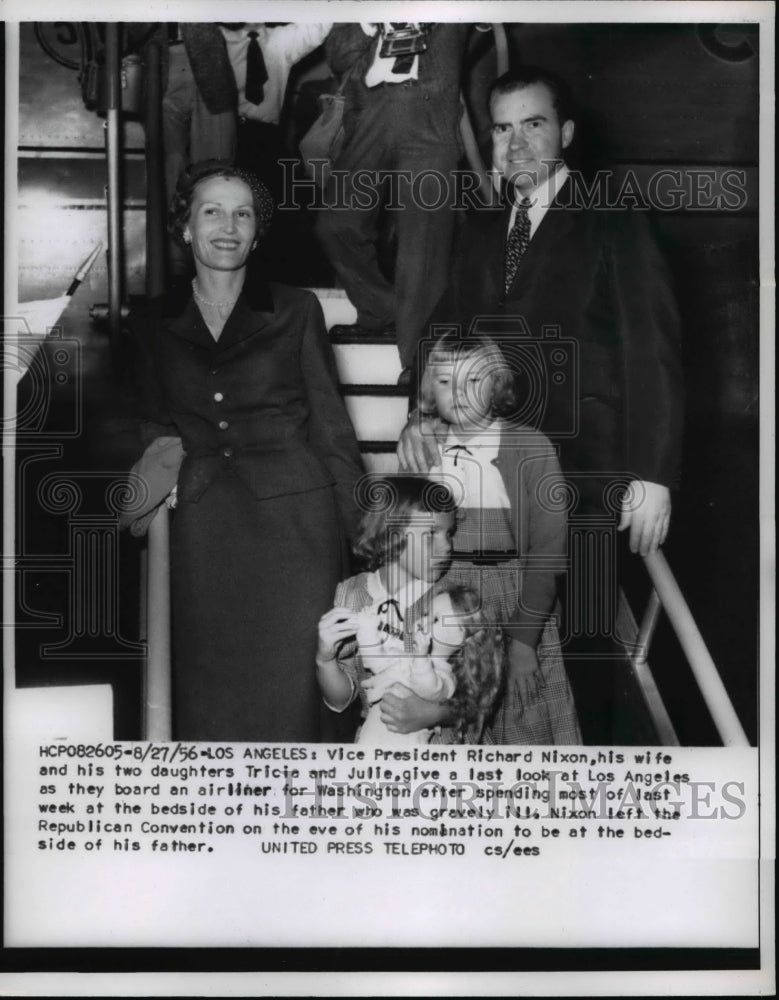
[383,66,683,738]
[399,67,684,558]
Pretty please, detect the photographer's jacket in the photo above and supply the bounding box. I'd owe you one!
[327,22,467,145]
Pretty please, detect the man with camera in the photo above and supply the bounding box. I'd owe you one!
[398,66,684,558]
[315,22,469,382]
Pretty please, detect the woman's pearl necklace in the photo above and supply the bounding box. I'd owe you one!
[192,279,239,309]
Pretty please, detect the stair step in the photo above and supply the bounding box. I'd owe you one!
[359,439,400,451]
[333,342,401,385]
[344,391,409,442]
[309,286,357,330]
[328,328,397,345]
[310,289,408,435]
[311,286,402,384]
[361,451,400,474]
[360,440,400,475]
[343,384,408,397]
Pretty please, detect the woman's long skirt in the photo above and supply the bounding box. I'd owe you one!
[170,473,344,741]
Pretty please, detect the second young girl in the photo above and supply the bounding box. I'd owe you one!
[316,476,504,744]
[408,331,581,744]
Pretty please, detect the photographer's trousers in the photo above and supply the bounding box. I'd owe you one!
[315,81,461,369]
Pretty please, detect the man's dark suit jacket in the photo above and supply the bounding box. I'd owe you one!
[423,192,684,508]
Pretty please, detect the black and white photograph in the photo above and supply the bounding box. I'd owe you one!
[1,1,773,995]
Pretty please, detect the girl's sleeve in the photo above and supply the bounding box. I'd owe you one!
[327,580,359,708]
[507,435,568,649]
[329,646,359,710]
[409,657,456,701]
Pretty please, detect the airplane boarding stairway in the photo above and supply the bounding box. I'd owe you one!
[8,288,749,748]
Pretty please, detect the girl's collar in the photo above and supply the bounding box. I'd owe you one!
[445,418,504,447]
[367,569,434,613]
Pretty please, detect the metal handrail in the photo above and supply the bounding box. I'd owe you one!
[143,35,167,300]
[640,550,750,747]
[104,23,123,368]
[143,505,172,739]
[143,517,749,746]
[139,24,171,740]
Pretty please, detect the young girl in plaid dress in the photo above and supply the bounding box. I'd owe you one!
[316,476,504,744]
[419,332,581,744]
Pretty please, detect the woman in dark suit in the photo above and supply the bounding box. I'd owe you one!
[133,160,364,741]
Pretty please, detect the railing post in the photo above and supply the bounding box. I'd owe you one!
[143,35,167,299]
[624,587,679,745]
[104,23,124,369]
[633,589,662,667]
[144,505,172,740]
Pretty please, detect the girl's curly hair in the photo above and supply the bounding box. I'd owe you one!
[419,330,518,419]
[432,581,505,743]
[168,159,274,248]
[352,475,457,572]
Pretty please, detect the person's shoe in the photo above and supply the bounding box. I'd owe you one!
[329,322,396,339]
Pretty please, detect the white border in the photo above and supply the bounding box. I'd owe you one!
[2,1,775,995]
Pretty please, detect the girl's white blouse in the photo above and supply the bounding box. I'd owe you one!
[430,421,510,509]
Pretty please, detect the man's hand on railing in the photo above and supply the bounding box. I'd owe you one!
[618,479,671,556]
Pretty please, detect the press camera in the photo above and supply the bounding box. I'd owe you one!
[378,23,429,59]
